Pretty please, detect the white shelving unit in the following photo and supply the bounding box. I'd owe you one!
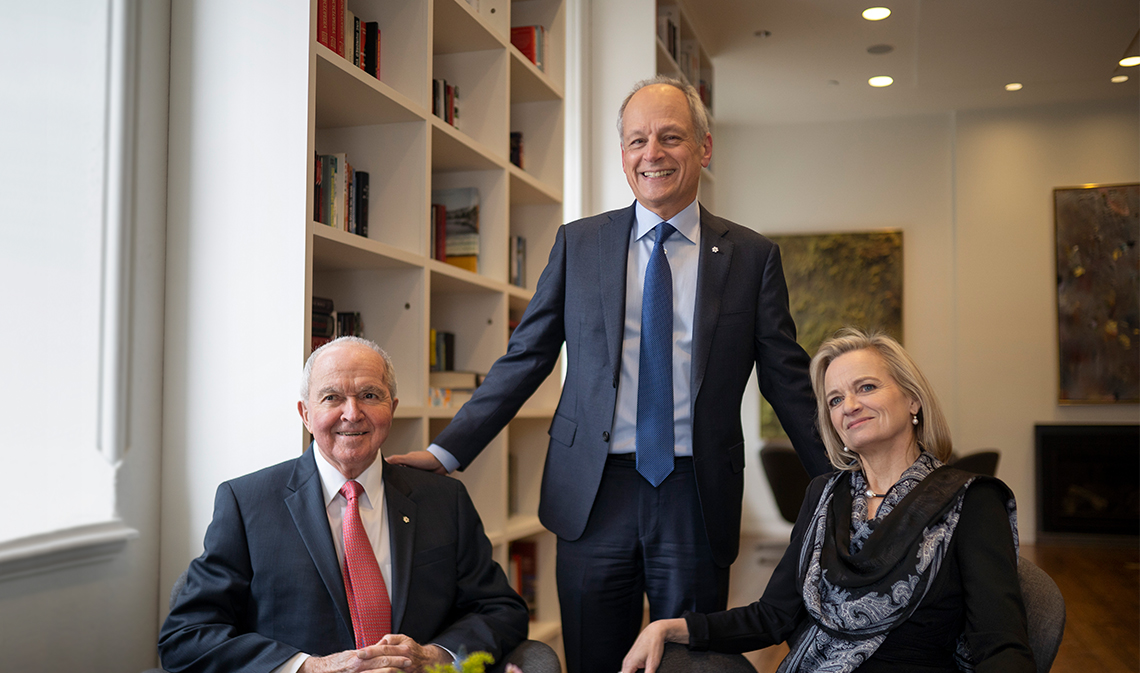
[305,0,566,654]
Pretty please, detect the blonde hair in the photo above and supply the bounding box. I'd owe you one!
[809,327,952,471]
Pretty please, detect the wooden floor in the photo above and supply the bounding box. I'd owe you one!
[728,536,1139,673]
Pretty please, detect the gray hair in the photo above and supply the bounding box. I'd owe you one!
[809,327,953,471]
[300,336,398,401]
[616,75,710,145]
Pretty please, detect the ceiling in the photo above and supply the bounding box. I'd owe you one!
[681,0,1140,125]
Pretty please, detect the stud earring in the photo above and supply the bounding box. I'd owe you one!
[843,446,851,453]
[912,414,919,426]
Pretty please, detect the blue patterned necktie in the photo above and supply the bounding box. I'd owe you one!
[637,222,676,486]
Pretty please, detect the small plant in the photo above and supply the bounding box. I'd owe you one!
[426,650,495,673]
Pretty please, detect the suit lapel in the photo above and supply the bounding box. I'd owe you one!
[600,205,636,376]
[285,448,354,638]
[382,462,417,633]
[691,206,733,403]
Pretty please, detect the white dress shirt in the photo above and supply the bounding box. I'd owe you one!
[271,447,391,673]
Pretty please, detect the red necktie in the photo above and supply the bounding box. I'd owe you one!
[340,480,392,647]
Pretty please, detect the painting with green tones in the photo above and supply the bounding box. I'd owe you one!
[760,231,903,439]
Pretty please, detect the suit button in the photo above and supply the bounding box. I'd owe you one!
[602,431,610,442]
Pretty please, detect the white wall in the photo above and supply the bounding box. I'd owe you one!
[0,2,170,670]
[161,0,312,614]
[718,99,1139,539]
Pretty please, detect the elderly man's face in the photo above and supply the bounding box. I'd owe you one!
[298,342,398,479]
[620,84,712,222]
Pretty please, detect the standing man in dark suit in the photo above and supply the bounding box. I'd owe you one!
[159,337,528,673]
[388,77,830,673]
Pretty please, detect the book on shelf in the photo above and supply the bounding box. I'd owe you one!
[509,235,526,288]
[312,297,363,350]
[429,329,456,372]
[656,6,680,61]
[429,370,483,389]
[509,132,523,168]
[362,22,380,79]
[314,153,369,236]
[508,540,538,619]
[432,79,460,129]
[431,187,480,273]
[510,25,546,71]
[429,387,473,408]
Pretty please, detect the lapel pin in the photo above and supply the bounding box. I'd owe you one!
[711,246,720,253]
[403,516,410,523]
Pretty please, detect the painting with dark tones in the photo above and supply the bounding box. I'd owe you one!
[1054,184,1139,404]
[761,231,903,439]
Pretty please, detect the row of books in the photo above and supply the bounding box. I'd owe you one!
[509,132,524,169]
[428,370,483,409]
[311,296,363,352]
[430,187,480,273]
[510,25,547,72]
[509,235,527,288]
[508,540,538,619]
[429,329,456,372]
[314,153,369,237]
[432,79,460,128]
[317,0,381,79]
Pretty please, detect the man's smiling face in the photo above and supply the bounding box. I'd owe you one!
[620,83,712,222]
[298,341,398,479]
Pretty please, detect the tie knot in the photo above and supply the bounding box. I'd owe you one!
[654,222,675,248]
[341,480,364,501]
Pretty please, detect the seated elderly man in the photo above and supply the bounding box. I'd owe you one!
[159,336,528,673]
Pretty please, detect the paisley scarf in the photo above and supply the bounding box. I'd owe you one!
[776,452,1018,673]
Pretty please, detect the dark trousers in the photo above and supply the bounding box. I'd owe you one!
[556,455,730,673]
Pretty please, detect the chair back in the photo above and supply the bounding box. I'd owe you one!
[759,443,812,524]
[951,450,1000,476]
[1018,557,1066,673]
[657,642,757,672]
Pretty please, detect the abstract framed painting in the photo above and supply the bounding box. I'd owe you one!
[1054,183,1139,404]
[759,230,903,439]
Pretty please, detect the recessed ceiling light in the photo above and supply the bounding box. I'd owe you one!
[868,76,893,87]
[1005,83,1023,91]
[867,44,894,55]
[862,7,891,21]
[1112,75,1129,83]
[1120,56,1140,67]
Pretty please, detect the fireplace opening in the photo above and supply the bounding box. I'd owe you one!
[1036,424,1140,540]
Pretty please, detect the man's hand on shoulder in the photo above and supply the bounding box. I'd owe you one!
[385,450,446,475]
[297,635,448,673]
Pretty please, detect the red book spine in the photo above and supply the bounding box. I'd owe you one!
[511,26,538,66]
[334,0,344,57]
[317,0,329,48]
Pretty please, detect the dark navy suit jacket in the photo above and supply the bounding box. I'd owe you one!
[435,203,830,568]
[158,450,528,673]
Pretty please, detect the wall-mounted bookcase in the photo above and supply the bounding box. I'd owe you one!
[306,0,566,651]
[655,0,715,206]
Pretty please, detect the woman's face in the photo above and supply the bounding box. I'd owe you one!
[823,348,920,457]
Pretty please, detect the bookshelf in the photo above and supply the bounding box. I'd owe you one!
[655,0,715,206]
[306,0,565,654]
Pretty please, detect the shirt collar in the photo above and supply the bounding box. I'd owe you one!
[634,198,700,245]
[311,442,385,510]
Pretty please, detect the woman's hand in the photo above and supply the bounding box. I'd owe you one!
[620,618,690,673]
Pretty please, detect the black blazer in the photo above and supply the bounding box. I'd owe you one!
[686,473,1036,672]
[158,450,528,673]
[435,203,829,567]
